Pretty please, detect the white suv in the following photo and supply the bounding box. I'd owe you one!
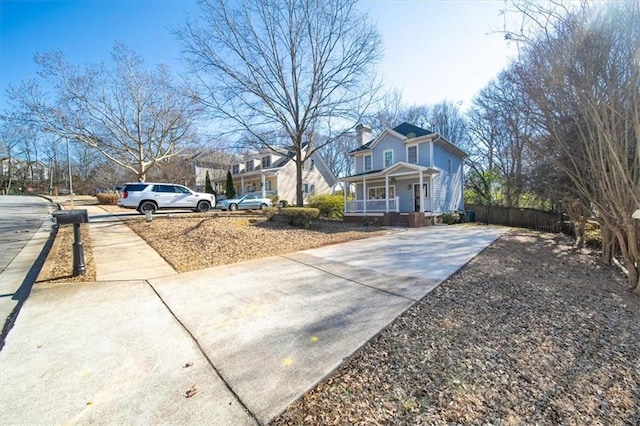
[118,183,216,214]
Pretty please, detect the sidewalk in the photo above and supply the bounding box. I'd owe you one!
[0,204,508,425]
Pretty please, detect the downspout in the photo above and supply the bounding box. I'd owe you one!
[430,135,440,168]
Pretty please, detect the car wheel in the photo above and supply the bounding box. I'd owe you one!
[138,201,157,214]
[229,203,238,211]
[197,201,211,213]
[260,203,267,210]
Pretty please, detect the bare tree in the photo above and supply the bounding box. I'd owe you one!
[179,0,382,206]
[426,100,469,147]
[513,1,640,293]
[8,44,202,182]
[318,133,357,183]
[366,89,406,134]
[0,116,26,193]
[466,65,536,207]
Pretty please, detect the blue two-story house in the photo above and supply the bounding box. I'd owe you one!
[342,122,467,226]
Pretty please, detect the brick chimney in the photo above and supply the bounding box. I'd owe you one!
[356,124,372,146]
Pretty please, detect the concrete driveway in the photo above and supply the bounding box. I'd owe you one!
[1,223,507,425]
[149,225,508,423]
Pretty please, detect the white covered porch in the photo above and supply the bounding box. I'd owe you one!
[342,162,441,214]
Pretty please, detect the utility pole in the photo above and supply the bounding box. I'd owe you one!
[66,138,74,208]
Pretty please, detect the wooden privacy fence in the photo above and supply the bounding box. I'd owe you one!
[466,204,568,233]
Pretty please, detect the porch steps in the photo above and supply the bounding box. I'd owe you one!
[389,215,409,227]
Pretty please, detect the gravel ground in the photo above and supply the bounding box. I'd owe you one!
[272,231,640,425]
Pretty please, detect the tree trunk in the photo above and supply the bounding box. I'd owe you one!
[601,224,615,265]
[295,148,303,207]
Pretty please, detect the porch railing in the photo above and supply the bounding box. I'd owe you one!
[345,197,399,213]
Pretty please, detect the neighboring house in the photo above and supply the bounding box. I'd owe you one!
[213,145,337,205]
[341,122,467,226]
[1,158,49,192]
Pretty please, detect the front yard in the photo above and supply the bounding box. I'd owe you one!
[273,231,640,425]
[40,200,639,423]
[124,214,392,273]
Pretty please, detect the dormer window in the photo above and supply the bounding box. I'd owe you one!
[245,160,254,172]
[364,154,372,171]
[232,164,239,175]
[261,155,272,168]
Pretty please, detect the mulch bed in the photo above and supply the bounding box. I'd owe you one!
[124,215,392,273]
[272,231,640,425]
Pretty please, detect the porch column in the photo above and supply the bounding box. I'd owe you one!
[261,172,266,197]
[385,175,390,212]
[343,184,348,213]
[419,172,424,212]
[363,178,367,214]
[241,176,245,194]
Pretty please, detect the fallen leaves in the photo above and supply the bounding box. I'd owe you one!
[184,384,198,398]
[126,216,391,273]
[272,231,640,425]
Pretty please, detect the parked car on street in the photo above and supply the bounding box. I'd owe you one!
[118,182,215,214]
[215,193,272,211]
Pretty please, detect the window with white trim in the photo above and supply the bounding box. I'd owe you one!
[364,154,372,171]
[245,160,254,172]
[383,149,394,168]
[261,156,271,168]
[407,145,418,164]
[367,186,395,199]
[232,164,239,175]
[303,183,309,194]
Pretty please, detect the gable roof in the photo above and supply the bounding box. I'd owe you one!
[349,122,467,158]
[349,122,435,155]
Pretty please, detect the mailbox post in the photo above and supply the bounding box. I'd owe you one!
[52,209,89,276]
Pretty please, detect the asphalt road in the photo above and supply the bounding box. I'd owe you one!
[0,195,55,344]
[0,195,54,273]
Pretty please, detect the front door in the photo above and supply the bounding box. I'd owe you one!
[413,183,430,212]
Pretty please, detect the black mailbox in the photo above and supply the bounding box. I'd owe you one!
[53,209,89,225]
[52,209,89,276]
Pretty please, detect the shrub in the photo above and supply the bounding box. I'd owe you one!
[441,212,463,225]
[96,193,119,205]
[277,207,319,227]
[307,194,344,218]
[279,199,289,208]
[267,193,280,206]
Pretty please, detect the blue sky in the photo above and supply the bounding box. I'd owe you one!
[0,0,517,113]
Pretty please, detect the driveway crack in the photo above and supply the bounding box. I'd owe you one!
[145,280,261,425]
[281,255,418,302]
